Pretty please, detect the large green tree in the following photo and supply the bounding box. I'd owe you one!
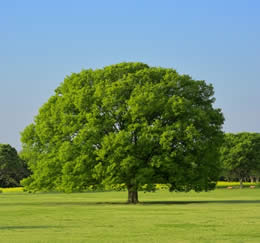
[21,62,224,203]
[0,144,28,187]
[220,133,260,188]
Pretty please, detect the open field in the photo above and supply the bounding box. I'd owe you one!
[1,189,260,243]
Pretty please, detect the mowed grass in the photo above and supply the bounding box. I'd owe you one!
[1,189,260,242]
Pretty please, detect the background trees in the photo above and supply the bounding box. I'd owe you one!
[21,62,224,203]
[0,144,29,187]
[220,133,260,188]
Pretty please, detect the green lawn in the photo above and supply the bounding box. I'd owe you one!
[1,189,260,243]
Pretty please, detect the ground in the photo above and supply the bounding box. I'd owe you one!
[1,189,260,242]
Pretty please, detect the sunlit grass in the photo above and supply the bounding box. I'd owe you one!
[1,189,260,242]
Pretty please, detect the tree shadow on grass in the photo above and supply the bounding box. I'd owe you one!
[0,225,65,230]
[1,200,260,207]
[141,200,260,205]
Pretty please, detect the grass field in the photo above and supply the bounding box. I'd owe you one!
[1,189,260,242]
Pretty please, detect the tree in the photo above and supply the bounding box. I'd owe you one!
[220,133,260,188]
[250,134,260,183]
[21,62,224,203]
[0,144,29,187]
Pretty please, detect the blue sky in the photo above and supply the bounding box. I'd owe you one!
[0,0,260,151]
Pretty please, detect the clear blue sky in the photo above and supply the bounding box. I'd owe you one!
[1,0,260,151]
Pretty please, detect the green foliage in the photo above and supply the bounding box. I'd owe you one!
[216,181,260,189]
[220,133,260,184]
[0,144,29,187]
[21,62,224,196]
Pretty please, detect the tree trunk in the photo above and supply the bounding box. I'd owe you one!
[250,176,254,183]
[256,177,259,183]
[239,178,243,189]
[127,186,139,204]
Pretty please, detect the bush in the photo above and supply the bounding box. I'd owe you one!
[216,181,259,189]
[0,187,24,193]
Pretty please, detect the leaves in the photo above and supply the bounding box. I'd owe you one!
[220,133,260,180]
[21,62,224,193]
[0,144,29,187]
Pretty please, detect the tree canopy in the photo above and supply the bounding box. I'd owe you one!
[0,144,28,187]
[21,62,224,203]
[220,132,260,188]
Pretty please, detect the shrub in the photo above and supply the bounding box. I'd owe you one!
[216,181,258,189]
[0,187,24,193]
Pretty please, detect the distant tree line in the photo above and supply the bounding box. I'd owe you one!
[1,132,260,190]
[219,132,260,188]
[0,144,29,187]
